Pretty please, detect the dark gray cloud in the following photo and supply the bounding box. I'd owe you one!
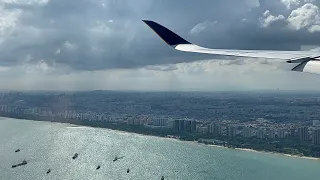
[0,0,319,71]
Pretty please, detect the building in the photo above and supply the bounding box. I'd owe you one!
[243,127,253,138]
[278,129,286,139]
[172,119,196,132]
[191,120,197,132]
[298,127,309,141]
[313,120,320,127]
[152,117,168,127]
[179,120,185,131]
[213,124,222,135]
[227,126,237,137]
[312,129,320,145]
[173,120,180,131]
[207,124,215,134]
[167,119,174,128]
[268,129,276,139]
[256,129,265,139]
[289,128,296,137]
[197,126,208,134]
[184,120,192,132]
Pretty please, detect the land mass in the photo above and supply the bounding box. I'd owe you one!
[1,112,319,159]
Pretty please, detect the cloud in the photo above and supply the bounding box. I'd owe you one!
[189,21,218,35]
[287,3,320,32]
[0,4,21,37]
[280,0,316,9]
[0,0,319,71]
[259,10,286,28]
[1,58,319,91]
[144,64,178,72]
[0,0,319,90]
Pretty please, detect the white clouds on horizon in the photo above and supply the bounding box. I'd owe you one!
[0,58,319,91]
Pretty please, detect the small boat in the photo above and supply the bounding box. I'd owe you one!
[46,169,51,174]
[113,156,118,162]
[127,168,130,173]
[113,156,124,162]
[12,160,27,168]
[72,153,78,159]
[161,176,164,180]
[15,149,20,153]
[96,165,101,170]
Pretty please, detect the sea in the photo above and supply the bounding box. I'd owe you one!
[0,117,319,180]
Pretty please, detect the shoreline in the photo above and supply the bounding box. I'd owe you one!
[2,116,320,161]
[64,121,320,161]
[235,147,320,161]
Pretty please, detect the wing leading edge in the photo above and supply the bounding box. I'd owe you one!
[143,20,320,73]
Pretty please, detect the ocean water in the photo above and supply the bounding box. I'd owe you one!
[0,117,319,180]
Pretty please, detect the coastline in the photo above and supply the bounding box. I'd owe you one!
[112,129,320,161]
[234,147,320,161]
[2,116,320,161]
[63,122,320,161]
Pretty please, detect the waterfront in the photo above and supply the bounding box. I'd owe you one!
[1,117,319,180]
[1,91,320,158]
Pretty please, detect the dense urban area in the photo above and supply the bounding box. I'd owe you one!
[1,90,320,158]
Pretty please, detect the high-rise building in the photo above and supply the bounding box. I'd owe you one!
[191,120,197,132]
[207,124,214,134]
[185,120,192,132]
[179,120,185,131]
[153,117,168,127]
[312,129,320,145]
[127,118,134,125]
[298,127,309,141]
[213,124,222,135]
[278,129,286,139]
[173,120,180,131]
[227,126,237,137]
[268,129,276,139]
[167,119,174,128]
[173,119,195,131]
[243,127,253,138]
[256,129,265,139]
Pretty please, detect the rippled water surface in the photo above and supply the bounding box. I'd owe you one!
[0,117,319,180]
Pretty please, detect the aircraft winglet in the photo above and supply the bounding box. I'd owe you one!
[142,20,191,46]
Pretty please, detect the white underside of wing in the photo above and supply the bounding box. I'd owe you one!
[174,44,319,60]
[143,20,320,75]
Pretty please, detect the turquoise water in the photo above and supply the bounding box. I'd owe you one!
[0,117,319,180]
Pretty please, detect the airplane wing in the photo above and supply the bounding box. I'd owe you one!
[142,20,320,74]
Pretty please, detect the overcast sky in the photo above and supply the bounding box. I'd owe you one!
[0,0,320,91]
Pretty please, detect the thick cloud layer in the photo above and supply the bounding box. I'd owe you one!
[0,0,320,91]
[0,0,319,71]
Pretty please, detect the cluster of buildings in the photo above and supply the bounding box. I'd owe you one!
[126,116,197,132]
[1,104,320,145]
[201,119,320,145]
[0,105,198,132]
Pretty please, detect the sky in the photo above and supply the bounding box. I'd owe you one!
[0,0,320,91]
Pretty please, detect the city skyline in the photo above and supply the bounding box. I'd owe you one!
[1,91,320,148]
